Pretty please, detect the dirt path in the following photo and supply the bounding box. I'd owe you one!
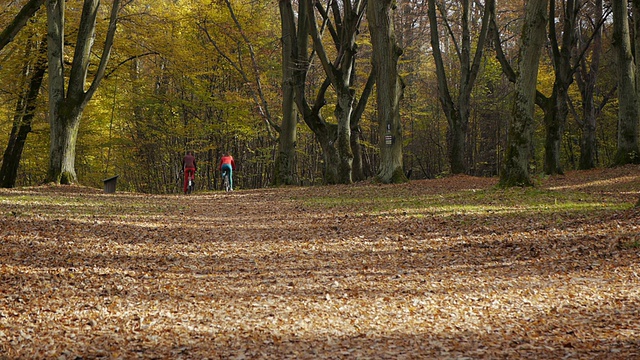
[1,167,639,358]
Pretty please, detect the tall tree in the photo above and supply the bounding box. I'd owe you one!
[494,0,580,175]
[288,0,372,185]
[285,0,340,184]
[611,0,640,165]
[0,0,45,51]
[540,0,580,175]
[276,0,299,186]
[0,35,46,188]
[305,0,367,184]
[45,0,122,184]
[427,0,495,175]
[368,0,406,183]
[500,0,548,187]
[574,0,608,169]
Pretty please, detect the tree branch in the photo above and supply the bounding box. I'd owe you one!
[0,0,45,52]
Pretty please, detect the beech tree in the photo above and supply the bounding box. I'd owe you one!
[282,0,342,184]
[427,0,494,175]
[276,0,298,186]
[282,0,373,185]
[574,0,610,170]
[0,35,46,188]
[0,0,46,188]
[45,0,123,184]
[368,0,406,183]
[611,0,640,165]
[500,0,548,187]
[0,0,45,52]
[540,0,580,175]
[494,0,583,176]
[305,0,368,184]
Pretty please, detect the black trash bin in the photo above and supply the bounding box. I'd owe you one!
[103,175,119,194]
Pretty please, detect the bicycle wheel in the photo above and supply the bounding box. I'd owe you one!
[188,178,195,194]
[222,172,230,192]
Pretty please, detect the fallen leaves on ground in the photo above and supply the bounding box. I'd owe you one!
[1,166,639,359]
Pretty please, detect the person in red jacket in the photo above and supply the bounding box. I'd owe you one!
[219,153,236,191]
[182,151,197,194]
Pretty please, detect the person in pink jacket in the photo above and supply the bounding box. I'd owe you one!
[219,153,236,190]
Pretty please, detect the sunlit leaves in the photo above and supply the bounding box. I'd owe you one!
[0,166,639,357]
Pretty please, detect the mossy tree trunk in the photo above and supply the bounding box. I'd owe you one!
[500,0,548,187]
[368,0,406,184]
[542,0,580,176]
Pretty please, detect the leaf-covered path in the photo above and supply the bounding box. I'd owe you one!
[1,166,639,359]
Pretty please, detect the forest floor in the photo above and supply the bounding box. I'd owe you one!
[1,166,639,359]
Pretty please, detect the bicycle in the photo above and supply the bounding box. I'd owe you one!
[185,170,195,194]
[221,170,231,192]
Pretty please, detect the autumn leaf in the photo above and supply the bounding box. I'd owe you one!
[0,166,639,358]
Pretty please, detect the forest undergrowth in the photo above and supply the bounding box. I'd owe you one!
[1,166,639,359]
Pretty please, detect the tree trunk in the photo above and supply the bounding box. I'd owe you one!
[543,85,565,175]
[368,0,406,183]
[0,0,45,51]
[428,0,494,175]
[316,124,340,184]
[500,0,547,187]
[45,0,122,184]
[335,91,354,184]
[305,0,367,184]
[275,0,298,186]
[351,129,364,182]
[47,106,84,184]
[448,118,467,175]
[576,0,604,170]
[542,0,579,176]
[612,0,640,165]
[350,71,375,183]
[0,37,46,188]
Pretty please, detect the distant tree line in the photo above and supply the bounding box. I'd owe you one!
[0,0,638,193]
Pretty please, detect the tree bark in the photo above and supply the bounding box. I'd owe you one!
[0,0,45,52]
[305,0,360,184]
[500,0,548,187]
[428,0,494,175]
[282,0,370,185]
[45,0,122,184]
[542,0,579,176]
[368,0,406,183]
[0,37,47,188]
[287,0,339,185]
[612,0,640,165]
[575,0,604,170]
[350,71,375,182]
[275,0,298,186]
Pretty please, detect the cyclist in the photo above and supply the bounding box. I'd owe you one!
[218,153,236,191]
[182,151,197,194]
